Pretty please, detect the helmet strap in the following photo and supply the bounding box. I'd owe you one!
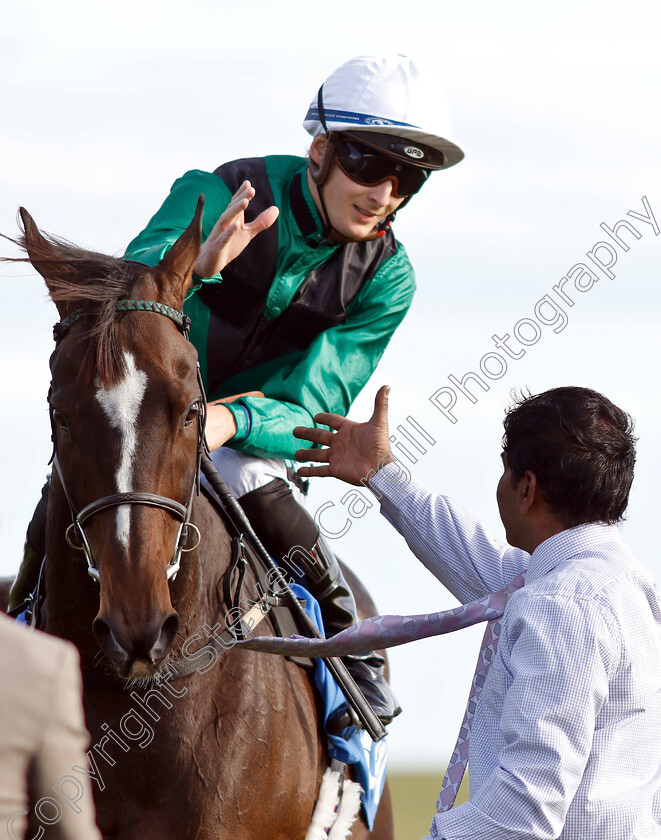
[309,90,336,188]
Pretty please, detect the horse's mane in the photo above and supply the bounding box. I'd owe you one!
[4,226,150,384]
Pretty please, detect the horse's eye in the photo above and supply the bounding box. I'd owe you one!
[52,408,69,431]
[184,402,202,427]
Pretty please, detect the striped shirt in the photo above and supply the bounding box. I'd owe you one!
[370,463,661,839]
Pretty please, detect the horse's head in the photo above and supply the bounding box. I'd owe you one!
[20,200,206,678]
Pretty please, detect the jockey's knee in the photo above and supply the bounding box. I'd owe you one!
[239,478,319,565]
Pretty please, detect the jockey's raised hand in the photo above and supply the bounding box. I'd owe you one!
[294,385,394,486]
[193,180,279,279]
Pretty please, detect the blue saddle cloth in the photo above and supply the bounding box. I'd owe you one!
[290,583,388,830]
[14,608,31,627]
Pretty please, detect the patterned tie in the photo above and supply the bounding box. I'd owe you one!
[235,573,525,660]
[436,613,505,812]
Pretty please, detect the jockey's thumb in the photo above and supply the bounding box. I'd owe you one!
[253,205,279,234]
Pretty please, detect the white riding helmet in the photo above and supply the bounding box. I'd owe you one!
[303,54,464,170]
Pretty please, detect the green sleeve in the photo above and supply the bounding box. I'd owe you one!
[125,169,234,389]
[124,169,233,276]
[227,244,416,459]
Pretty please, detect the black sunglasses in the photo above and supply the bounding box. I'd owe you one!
[329,135,431,198]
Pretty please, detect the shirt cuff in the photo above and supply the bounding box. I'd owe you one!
[428,801,526,840]
[224,402,251,443]
[367,459,419,525]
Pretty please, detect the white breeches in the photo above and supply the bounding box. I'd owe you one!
[208,447,305,505]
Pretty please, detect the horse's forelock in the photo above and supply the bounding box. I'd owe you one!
[20,233,149,386]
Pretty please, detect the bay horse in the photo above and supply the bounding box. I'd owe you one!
[12,204,394,840]
[0,579,11,612]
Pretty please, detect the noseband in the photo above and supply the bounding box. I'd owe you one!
[50,299,208,583]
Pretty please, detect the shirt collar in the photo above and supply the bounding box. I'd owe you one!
[526,521,622,584]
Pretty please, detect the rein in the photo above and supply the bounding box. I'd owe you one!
[50,299,207,583]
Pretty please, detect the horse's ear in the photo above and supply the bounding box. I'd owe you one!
[18,207,70,315]
[156,195,204,309]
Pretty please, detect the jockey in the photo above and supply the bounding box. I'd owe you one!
[12,54,464,729]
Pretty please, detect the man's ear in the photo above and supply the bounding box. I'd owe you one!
[517,470,539,515]
[308,134,337,187]
[309,134,327,166]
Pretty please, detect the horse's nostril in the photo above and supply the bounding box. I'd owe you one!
[150,612,180,663]
[93,616,129,664]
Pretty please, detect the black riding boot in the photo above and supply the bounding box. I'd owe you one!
[8,480,49,612]
[239,479,401,729]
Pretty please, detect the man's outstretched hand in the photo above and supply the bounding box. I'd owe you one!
[294,385,394,486]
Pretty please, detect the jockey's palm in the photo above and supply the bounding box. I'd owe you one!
[194,180,279,278]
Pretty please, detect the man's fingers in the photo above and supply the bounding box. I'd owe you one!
[211,182,253,230]
[206,204,244,244]
[294,448,330,464]
[219,182,255,223]
[297,464,332,478]
[313,412,345,430]
[210,198,276,243]
[293,426,334,445]
[231,180,254,202]
[218,197,249,228]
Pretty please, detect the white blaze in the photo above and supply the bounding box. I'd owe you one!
[95,352,148,547]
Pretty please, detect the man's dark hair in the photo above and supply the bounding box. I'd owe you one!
[502,386,637,527]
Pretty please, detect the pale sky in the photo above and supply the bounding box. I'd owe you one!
[1,0,660,768]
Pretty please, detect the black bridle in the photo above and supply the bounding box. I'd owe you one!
[50,299,208,583]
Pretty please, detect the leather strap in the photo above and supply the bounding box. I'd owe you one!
[77,492,187,527]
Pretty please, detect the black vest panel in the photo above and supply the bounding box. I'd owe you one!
[199,158,398,394]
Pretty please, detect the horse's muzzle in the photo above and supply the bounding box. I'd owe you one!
[93,611,180,676]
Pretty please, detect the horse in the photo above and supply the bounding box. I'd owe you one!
[0,579,11,612]
[11,203,395,840]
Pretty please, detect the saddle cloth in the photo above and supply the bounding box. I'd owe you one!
[291,584,387,831]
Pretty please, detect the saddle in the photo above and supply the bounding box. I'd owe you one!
[200,481,314,670]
